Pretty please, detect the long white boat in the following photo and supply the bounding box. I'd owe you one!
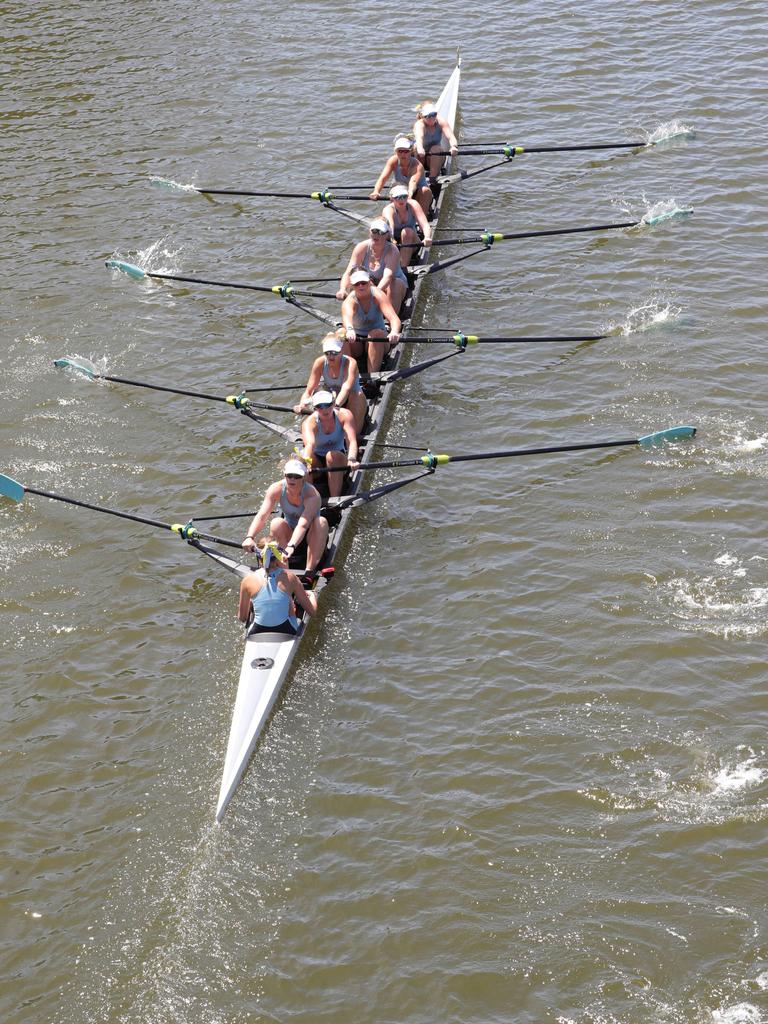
[203,60,462,822]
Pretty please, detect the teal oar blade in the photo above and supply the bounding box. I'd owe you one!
[54,358,96,379]
[637,425,696,447]
[0,473,25,503]
[105,258,147,280]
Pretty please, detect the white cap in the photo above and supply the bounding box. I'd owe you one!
[394,136,413,150]
[390,184,409,199]
[349,268,371,285]
[311,390,335,408]
[421,102,438,116]
[284,458,307,477]
[369,217,391,234]
[322,335,343,353]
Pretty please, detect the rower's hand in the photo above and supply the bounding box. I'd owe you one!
[293,402,310,415]
[388,331,401,345]
[424,238,432,248]
[242,537,256,552]
[416,146,426,160]
[345,328,356,343]
[369,190,380,201]
[450,145,459,157]
[336,288,347,300]
[348,458,360,471]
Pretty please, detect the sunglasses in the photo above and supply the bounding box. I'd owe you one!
[370,228,387,235]
[285,473,303,480]
[423,112,437,119]
[325,351,341,358]
[314,402,333,410]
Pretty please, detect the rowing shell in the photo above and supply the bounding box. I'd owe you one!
[206,59,462,822]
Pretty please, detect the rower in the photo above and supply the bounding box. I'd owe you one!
[413,100,458,179]
[369,135,433,216]
[301,390,359,500]
[238,539,317,635]
[382,184,432,269]
[337,218,408,314]
[293,331,367,434]
[340,268,401,374]
[241,457,329,580]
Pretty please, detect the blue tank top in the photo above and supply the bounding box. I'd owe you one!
[322,354,362,395]
[251,570,297,629]
[421,118,443,150]
[280,481,314,529]
[361,241,407,286]
[394,155,428,189]
[390,203,418,239]
[352,293,387,334]
[313,410,346,457]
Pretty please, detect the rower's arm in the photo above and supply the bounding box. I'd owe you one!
[289,573,318,615]
[377,289,402,335]
[341,294,356,338]
[370,156,395,198]
[337,243,364,299]
[341,411,359,463]
[243,486,279,547]
[439,115,458,151]
[288,491,320,550]
[412,199,431,240]
[300,416,317,462]
[335,359,356,407]
[238,575,258,622]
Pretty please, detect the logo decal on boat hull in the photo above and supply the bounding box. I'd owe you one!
[251,657,274,670]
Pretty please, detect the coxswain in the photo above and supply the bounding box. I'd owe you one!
[413,100,458,179]
[369,136,433,216]
[301,390,359,500]
[340,268,401,374]
[381,184,432,269]
[238,539,317,635]
[337,218,408,314]
[294,332,368,434]
[241,457,329,580]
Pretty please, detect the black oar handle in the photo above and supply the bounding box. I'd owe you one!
[430,221,638,247]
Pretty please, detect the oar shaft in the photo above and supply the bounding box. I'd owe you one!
[197,188,379,202]
[19,484,242,549]
[143,270,335,299]
[100,374,229,404]
[429,221,638,247]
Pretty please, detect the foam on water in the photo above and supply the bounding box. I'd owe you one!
[711,1003,764,1024]
[648,120,697,145]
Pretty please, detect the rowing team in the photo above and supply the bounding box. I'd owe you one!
[236,101,458,637]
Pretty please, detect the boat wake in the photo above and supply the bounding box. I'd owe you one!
[646,120,696,145]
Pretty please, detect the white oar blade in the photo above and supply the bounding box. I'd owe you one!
[0,474,25,503]
[637,425,696,448]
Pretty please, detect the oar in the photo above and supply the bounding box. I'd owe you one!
[317,426,697,472]
[402,219,640,249]
[394,332,608,345]
[435,140,649,156]
[104,260,337,299]
[0,473,243,549]
[54,360,298,414]
[149,178,384,202]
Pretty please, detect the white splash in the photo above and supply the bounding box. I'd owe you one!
[647,120,696,144]
[711,1003,763,1024]
[641,198,694,225]
[149,175,199,194]
[712,756,766,793]
[732,433,768,454]
[611,298,682,336]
